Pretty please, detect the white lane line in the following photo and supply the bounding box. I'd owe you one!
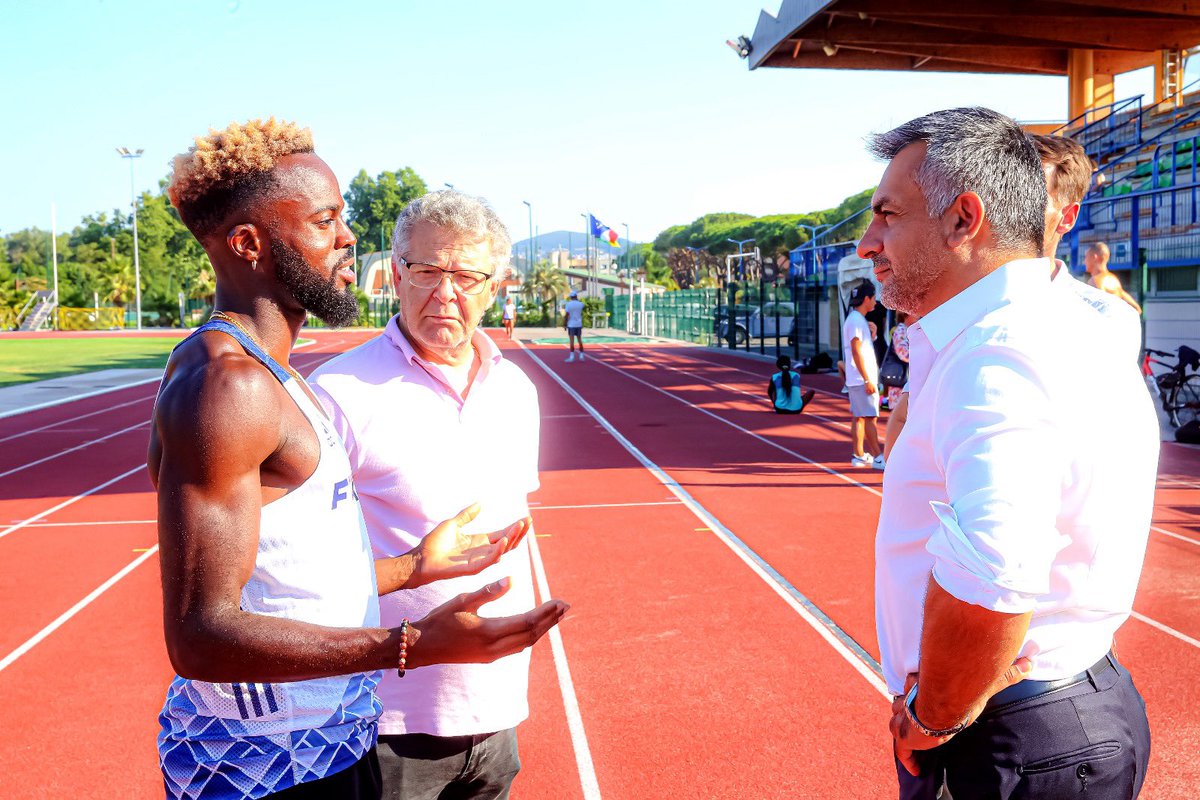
[0,394,154,444]
[526,523,602,800]
[598,346,1200,653]
[588,350,882,499]
[519,341,890,699]
[20,519,156,528]
[0,465,146,543]
[0,375,164,420]
[532,501,682,511]
[607,347,851,432]
[0,421,149,479]
[1151,525,1200,548]
[0,545,159,674]
[1131,611,1200,649]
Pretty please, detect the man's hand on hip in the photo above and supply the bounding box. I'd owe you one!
[890,657,1032,776]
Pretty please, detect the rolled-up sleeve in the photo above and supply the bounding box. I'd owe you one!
[926,343,1069,613]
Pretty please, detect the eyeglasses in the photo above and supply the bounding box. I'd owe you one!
[399,257,494,295]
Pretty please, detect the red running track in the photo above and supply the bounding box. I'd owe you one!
[0,330,1198,798]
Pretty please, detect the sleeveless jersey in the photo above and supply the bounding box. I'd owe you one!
[157,321,382,799]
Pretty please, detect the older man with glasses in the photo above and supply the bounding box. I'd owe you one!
[311,191,544,799]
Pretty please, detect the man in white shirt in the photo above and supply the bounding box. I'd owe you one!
[311,190,548,800]
[860,107,1157,798]
[843,282,884,468]
[563,289,585,361]
[1033,134,1142,362]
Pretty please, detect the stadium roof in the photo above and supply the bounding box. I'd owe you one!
[744,0,1200,76]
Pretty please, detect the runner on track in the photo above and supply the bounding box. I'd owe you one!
[148,118,567,800]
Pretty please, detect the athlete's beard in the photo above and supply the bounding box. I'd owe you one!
[874,241,946,315]
[272,239,360,327]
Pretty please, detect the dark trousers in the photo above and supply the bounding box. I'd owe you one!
[896,655,1151,799]
[266,748,383,799]
[377,728,521,800]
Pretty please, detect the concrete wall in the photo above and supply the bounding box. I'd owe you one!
[1145,298,1200,355]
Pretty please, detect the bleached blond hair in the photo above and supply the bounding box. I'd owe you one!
[167,118,314,236]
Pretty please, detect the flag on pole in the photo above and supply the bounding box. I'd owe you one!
[588,214,621,247]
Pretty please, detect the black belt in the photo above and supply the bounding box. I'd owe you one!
[982,652,1117,715]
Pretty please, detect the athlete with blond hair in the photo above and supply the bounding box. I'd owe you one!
[150,119,568,799]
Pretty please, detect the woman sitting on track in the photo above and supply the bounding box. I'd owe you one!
[767,355,815,415]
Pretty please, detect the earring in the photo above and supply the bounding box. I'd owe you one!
[251,259,258,271]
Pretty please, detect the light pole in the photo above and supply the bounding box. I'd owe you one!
[797,223,832,283]
[522,200,534,274]
[580,213,589,293]
[726,237,755,282]
[621,222,631,273]
[117,147,144,330]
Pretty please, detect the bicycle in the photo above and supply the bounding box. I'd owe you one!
[1143,345,1200,428]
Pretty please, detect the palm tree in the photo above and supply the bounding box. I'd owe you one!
[523,261,568,322]
[101,255,137,307]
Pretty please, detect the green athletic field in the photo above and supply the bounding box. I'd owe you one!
[0,338,179,388]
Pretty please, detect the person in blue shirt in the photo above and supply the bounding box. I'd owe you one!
[767,355,815,414]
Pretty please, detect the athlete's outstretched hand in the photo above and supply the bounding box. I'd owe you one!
[410,504,531,588]
[405,578,569,668]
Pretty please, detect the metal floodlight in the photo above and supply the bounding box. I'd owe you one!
[726,36,751,59]
[822,43,839,57]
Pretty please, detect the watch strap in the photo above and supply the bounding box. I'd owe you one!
[903,684,969,738]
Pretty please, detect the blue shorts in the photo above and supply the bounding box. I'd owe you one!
[567,326,582,337]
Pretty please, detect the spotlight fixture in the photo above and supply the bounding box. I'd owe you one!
[822,43,839,57]
[726,35,752,59]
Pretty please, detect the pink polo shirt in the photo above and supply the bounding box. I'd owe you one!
[309,317,540,737]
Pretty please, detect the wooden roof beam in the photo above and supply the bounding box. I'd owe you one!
[841,15,1200,51]
[829,41,1066,74]
[817,16,1076,49]
[838,0,1197,19]
[761,49,1052,75]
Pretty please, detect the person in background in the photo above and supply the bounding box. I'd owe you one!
[884,312,911,411]
[767,355,816,414]
[843,281,884,469]
[563,290,585,362]
[1085,241,1142,314]
[1032,135,1141,362]
[502,295,517,339]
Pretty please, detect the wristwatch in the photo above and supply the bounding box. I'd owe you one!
[903,684,970,738]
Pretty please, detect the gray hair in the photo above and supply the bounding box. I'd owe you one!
[866,107,1045,254]
[391,190,513,273]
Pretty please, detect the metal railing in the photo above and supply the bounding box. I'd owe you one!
[1069,178,1200,273]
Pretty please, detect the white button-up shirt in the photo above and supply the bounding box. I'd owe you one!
[1051,259,1142,364]
[876,258,1159,694]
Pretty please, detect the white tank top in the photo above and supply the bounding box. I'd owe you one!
[158,321,382,799]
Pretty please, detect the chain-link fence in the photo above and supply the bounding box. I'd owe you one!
[606,279,835,359]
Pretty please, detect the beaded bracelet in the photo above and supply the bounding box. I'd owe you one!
[398,619,409,678]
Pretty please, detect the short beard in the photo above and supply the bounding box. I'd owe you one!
[272,239,360,327]
[874,245,945,315]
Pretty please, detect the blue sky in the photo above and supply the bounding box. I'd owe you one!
[1,1,1168,247]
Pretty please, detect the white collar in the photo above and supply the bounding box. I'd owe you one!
[913,258,1052,353]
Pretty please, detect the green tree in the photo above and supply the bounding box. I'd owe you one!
[522,261,568,320]
[344,167,428,253]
